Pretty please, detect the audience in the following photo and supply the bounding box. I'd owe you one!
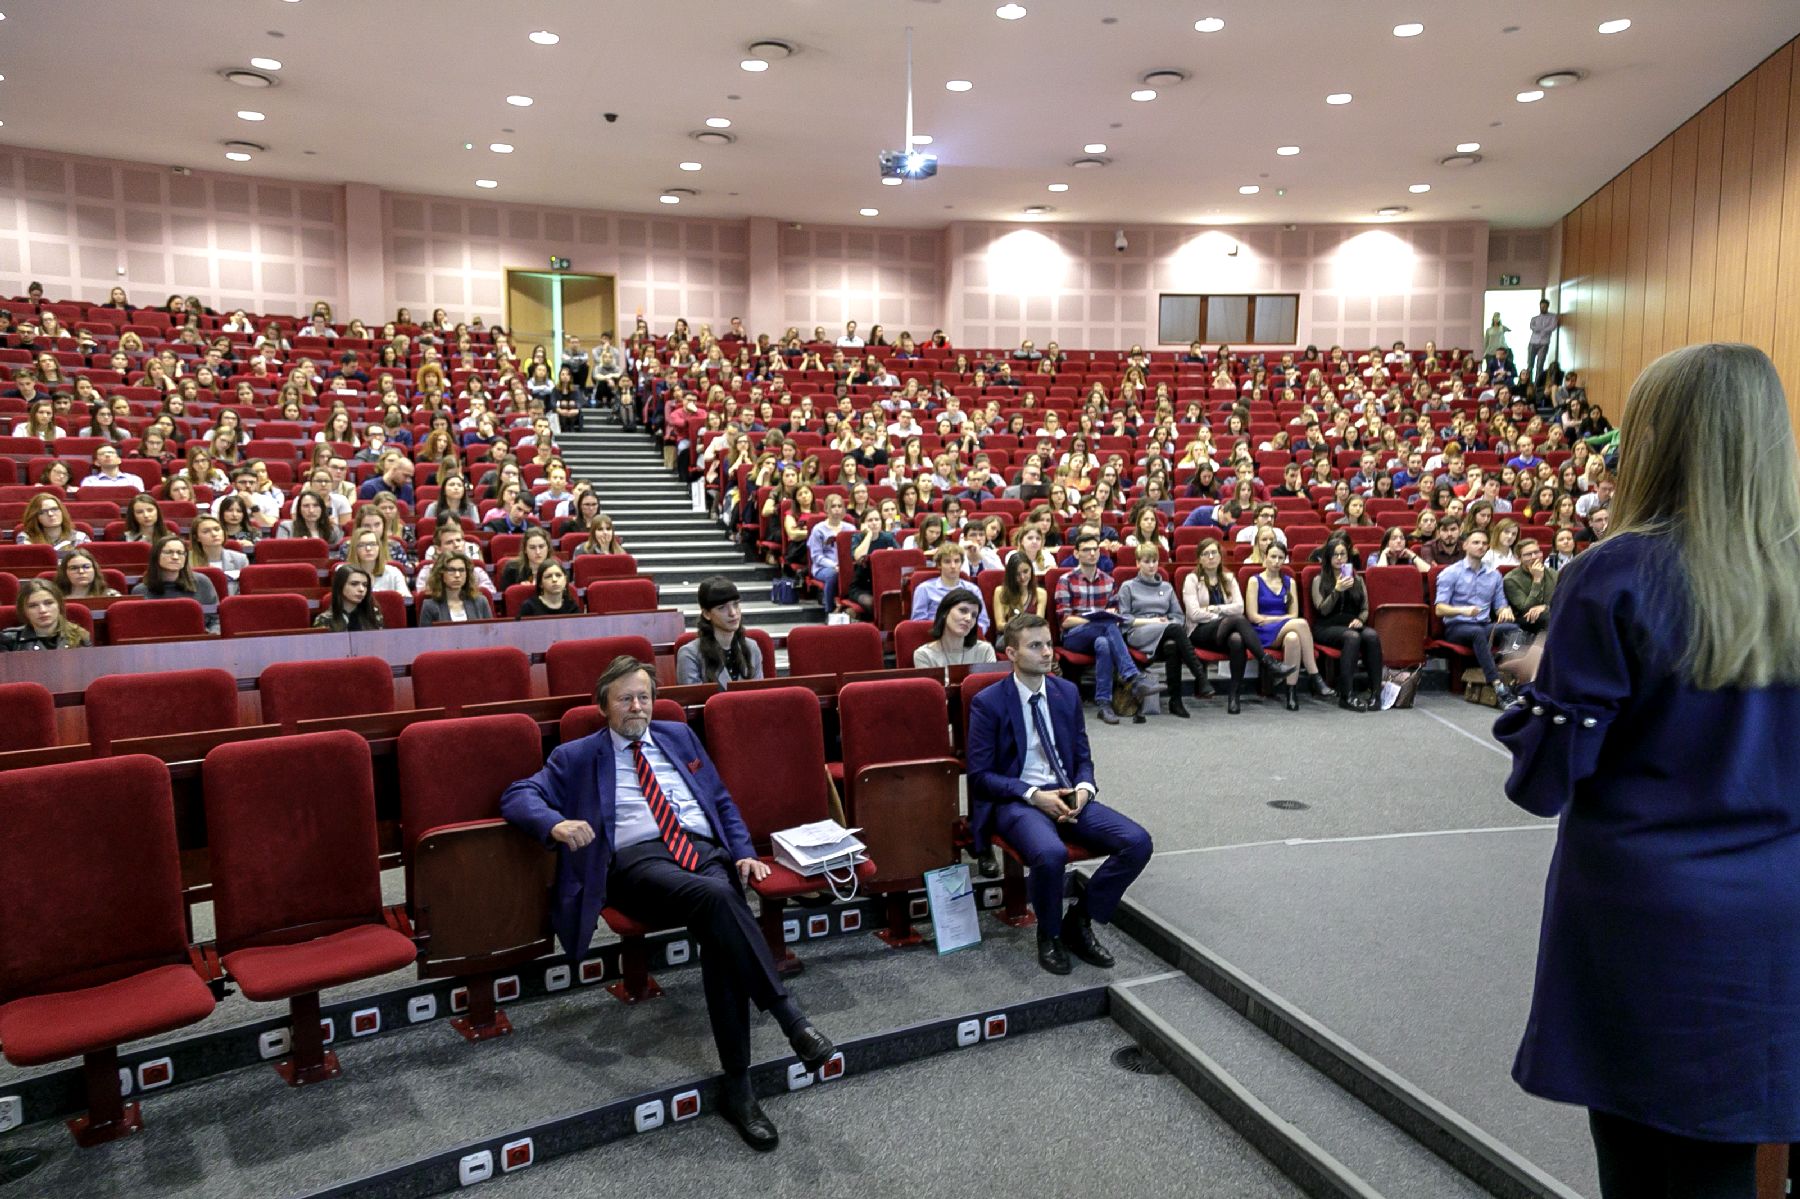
[313,565,385,631]
[1245,541,1334,710]
[1309,538,1385,711]
[912,588,997,668]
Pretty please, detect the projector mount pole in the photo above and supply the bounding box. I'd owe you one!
[904,26,914,159]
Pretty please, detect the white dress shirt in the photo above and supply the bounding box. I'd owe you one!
[1012,676,1094,800]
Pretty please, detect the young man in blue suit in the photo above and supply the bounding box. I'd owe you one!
[501,657,833,1151]
[965,614,1154,975]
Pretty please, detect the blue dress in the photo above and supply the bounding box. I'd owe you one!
[1252,573,1289,650]
[1495,533,1800,1142]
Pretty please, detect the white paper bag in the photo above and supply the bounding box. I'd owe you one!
[771,820,866,900]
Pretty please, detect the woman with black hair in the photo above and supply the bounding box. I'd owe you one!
[1310,538,1384,711]
[1182,537,1295,714]
[913,588,996,668]
[313,565,385,631]
[675,577,764,689]
[517,559,581,618]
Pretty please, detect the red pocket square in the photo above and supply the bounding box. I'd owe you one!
[687,758,702,772]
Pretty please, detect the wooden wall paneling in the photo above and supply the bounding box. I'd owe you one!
[1663,119,1700,354]
[1642,139,1674,366]
[1687,97,1729,347]
[1605,178,1633,411]
[1774,46,1800,416]
[1711,79,1760,343]
[1743,45,1795,355]
[1623,157,1654,382]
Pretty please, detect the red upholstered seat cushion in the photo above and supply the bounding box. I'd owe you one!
[601,907,676,937]
[221,923,417,1001]
[751,855,879,901]
[0,964,216,1067]
[992,834,1096,865]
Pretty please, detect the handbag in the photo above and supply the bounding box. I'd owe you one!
[769,577,797,604]
[771,819,866,901]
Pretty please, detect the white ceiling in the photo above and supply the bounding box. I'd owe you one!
[5,0,1798,230]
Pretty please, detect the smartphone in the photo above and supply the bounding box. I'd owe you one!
[1338,563,1354,579]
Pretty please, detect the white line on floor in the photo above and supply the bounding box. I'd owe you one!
[1113,969,1185,988]
[1149,822,1555,860]
[1416,705,1514,759]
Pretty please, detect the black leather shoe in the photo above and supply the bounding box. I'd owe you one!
[1097,705,1120,725]
[1195,682,1216,698]
[788,1022,834,1073]
[1166,698,1191,718]
[1261,655,1299,679]
[1060,914,1116,968]
[1226,686,1242,715]
[977,853,1000,878]
[1037,933,1072,975]
[1308,672,1336,699]
[1283,684,1300,712]
[719,1084,779,1152]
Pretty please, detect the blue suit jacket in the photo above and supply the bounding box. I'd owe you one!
[964,673,1096,850]
[500,720,756,958]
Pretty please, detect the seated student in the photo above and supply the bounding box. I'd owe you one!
[79,444,146,492]
[1503,538,1558,636]
[1246,541,1334,710]
[1309,538,1384,712]
[313,565,385,631]
[913,588,999,668]
[993,551,1048,632]
[416,552,494,626]
[1114,542,1212,717]
[498,528,558,591]
[14,493,88,555]
[54,548,119,601]
[500,656,834,1149]
[344,527,411,598]
[189,515,251,590]
[2,579,92,651]
[131,534,220,630]
[1433,529,1522,705]
[484,494,539,536]
[676,577,764,689]
[910,543,989,632]
[1054,530,1153,724]
[517,559,580,618]
[357,452,415,503]
[964,614,1153,975]
[1576,506,1610,546]
[839,509,897,619]
[417,521,497,599]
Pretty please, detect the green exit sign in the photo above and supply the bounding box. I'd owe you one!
[1499,273,1522,287]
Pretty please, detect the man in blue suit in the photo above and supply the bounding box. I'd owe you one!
[966,614,1154,975]
[501,657,833,1151]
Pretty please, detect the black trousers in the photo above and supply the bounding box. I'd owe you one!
[1316,624,1383,697]
[1150,624,1211,695]
[1190,615,1263,686]
[606,837,788,1076]
[1587,1110,1757,1199]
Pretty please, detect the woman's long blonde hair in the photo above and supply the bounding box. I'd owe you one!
[1609,343,1800,688]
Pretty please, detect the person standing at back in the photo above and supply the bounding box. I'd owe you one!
[1498,343,1800,1199]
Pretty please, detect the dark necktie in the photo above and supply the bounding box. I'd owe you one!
[1028,692,1074,790]
[630,740,699,871]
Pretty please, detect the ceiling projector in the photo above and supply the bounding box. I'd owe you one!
[879,149,938,180]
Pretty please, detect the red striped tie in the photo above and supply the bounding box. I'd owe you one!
[631,740,700,871]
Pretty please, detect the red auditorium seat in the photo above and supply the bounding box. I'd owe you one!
[893,619,935,667]
[584,577,658,614]
[258,656,397,729]
[397,714,553,1041]
[0,543,57,573]
[703,687,878,972]
[218,592,312,638]
[545,635,657,697]
[0,681,56,751]
[673,628,778,679]
[252,537,331,567]
[371,588,409,630]
[105,596,208,643]
[570,553,638,588]
[238,562,320,595]
[955,667,1011,757]
[410,645,531,713]
[0,755,216,1145]
[202,731,418,1086]
[84,540,150,572]
[838,677,961,943]
[786,622,883,676]
[84,667,238,755]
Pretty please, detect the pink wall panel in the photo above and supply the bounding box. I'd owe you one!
[777,224,944,337]
[0,146,343,316]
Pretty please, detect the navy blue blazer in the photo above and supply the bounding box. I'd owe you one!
[964,673,1097,850]
[1496,533,1800,1141]
[500,720,756,958]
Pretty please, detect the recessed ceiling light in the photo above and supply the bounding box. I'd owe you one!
[1456,141,1482,153]
[1516,89,1544,103]
[1276,145,1301,156]
[1326,93,1352,105]
[476,179,498,189]
[1239,185,1260,195]
[1376,205,1409,216]
[881,177,904,186]
[1083,142,1107,154]
[1537,70,1584,88]
[705,116,732,128]
[945,79,972,91]
[1440,152,1484,168]
[489,143,514,153]
[739,59,770,72]
[995,3,1027,19]
[1130,89,1157,102]
[528,30,560,45]
[1393,22,1424,37]
[1193,17,1225,32]
[249,57,282,70]
[506,94,533,106]
[1047,183,1069,192]
[1597,18,1632,34]
[1023,205,1051,215]
[225,152,252,162]
[679,161,702,171]
[1409,183,1432,193]
[860,207,880,216]
[911,134,933,145]
[660,194,681,205]
[236,110,265,121]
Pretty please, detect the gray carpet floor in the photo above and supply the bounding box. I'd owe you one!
[486,1019,1304,1199]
